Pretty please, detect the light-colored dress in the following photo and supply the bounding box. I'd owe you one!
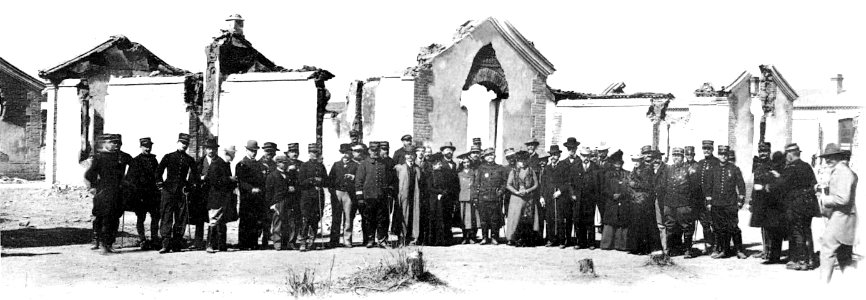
[505,168,539,242]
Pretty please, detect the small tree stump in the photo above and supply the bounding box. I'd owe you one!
[407,250,424,279]
[578,258,596,275]
[647,252,674,266]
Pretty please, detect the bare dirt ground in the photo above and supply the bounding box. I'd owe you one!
[2,185,864,299]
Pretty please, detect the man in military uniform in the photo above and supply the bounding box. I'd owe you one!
[770,143,819,270]
[126,137,160,250]
[84,134,132,254]
[660,147,696,257]
[708,145,746,259]
[267,154,299,251]
[572,146,601,249]
[255,142,279,249]
[393,135,414,166]
[155,133,198,253]
[196,138,234,253]
[236,140,266,250]
[328,144,358,248]
[473,147,507,245]
[296,144,329,251]
[284,143,303,171]
[750,142,785,263]
[356,141,396,248]
[694,140,719,255]
[541,145,571,248]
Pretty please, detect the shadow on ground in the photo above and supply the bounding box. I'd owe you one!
[1,252,60,257]
[1,227,92,248]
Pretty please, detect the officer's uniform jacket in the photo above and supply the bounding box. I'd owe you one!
[85,150,133,217]
[659,162,692,208]
[472,162,507,202]
[355,157,396,199]
[156,150,198,195]
[710,162,745,207]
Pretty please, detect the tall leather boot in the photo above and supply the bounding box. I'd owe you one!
[711,233,725,259]
[219,224,228,251]
[733,231,747,259]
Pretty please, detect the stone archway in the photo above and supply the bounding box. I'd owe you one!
[460,44,508,151]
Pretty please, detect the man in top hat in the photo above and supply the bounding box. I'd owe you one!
[296,143,330,251]
[125,137,161,250]
[816,143,857,282]
[693,140,719,255]
[569,146,602,249]
[236,140,267,250]
[473,147,508,245]
[328,143,359,248]
[155,133,199,253]
[540,144,572,247]
[84,133,133,254]
[659,147,697,257]
[394,135,414,166]
[196,138,234,253]
[769,143,819,270]
[707,145,746,259]
[356,141,397,248]
[267,153,299,251]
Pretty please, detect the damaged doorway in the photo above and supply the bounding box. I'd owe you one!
[460,44,508,160]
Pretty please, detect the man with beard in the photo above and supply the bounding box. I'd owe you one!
[694,140,719,255]
[155,133,198,253]
[525,138,541,168]
[255,142,279,249]
[297,144,330,251]
[236,140,266,250]
[473,148,508,245]
[394,150,423,246]
[126,137,160,250]
[440,142,459,236]
[659,147,696,257]
[393,135,414,166]
[356,142,396,248]
[84,134,132,254]
[816,143,857,283]
[196,138,234,254]
[709,145,746,259]
[541,145,572,248]
[770,143,819,270]
[328,144,358,248]
[572,146,601,249]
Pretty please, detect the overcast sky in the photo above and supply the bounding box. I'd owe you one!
[3,0,863,99]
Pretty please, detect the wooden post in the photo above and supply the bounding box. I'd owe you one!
[407,250,424,279]
[578,258,595,275]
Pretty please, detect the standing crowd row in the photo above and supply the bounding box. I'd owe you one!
[85,130,857,282]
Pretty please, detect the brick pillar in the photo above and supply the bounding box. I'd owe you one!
[530,74,550,151]
[413,67,434,142]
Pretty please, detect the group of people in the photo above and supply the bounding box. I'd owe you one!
[84,129,857,282]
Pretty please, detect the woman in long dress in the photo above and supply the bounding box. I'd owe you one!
[505,151,540,246]
[600,150,632,251]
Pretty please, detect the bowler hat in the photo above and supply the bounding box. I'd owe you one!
[819,143,850,158]
[524,138,540,146]
[139,137,154,146]
[401,134,413,141]
[245,140,260,151]
[178,133,191,144]
[440,142,456,151]
[339,143,352,154]
[203,138,219,149]
[563,137,580,148]
[548,145,562,154]
[262,142,279,152]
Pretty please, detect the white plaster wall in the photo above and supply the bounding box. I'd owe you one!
[362,77,414,151]
[554,99,654,168]
[218,73,318,167]
[685,98,730,152]
[54,80,87,185]
[103,76,188,160]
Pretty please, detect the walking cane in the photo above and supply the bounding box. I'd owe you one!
[318,187,324,250]
[120,212,125,249]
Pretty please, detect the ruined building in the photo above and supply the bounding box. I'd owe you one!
[0,57,46,180]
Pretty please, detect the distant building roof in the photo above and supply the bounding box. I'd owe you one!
[0,56,45,90]
[550,87,674,101]
[39,35,187,84]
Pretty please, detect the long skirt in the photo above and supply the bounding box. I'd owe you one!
[459,200,480,230]
[505,195,540,241]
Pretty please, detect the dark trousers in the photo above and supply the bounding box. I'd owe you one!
[158,190,187,250]
[664,205,695,251]
[544,196,573,244]
[763,226,786,261]
[694,206,714,248]
[93,215,120,247]
[789,213,814,263]
[238,193,263,249]
[710,205,741,253]
[574,198,596,247]
[361,196,390,245]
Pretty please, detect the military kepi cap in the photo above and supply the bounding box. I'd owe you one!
[139,137,154,146]
[671,147,685,156]
[379,141,390,150]
[701,140,714,149]
[369,141,380,150]
[640,145,653,155]
[286,143,299,153]
[401,134,412,141]
[472,137,482,146]
[717,145,730,154]
[178,133,191,144]
[684,146,695,155]
[339,143,352,154]
[308,143,321,153]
